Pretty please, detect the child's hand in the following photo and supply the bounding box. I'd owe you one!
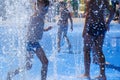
[105,23,110,31]
[48,26,53,30]
[44,26,53,31]
[105,21,110,31]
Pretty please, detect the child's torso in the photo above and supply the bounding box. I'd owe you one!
[85,0,107,37]
[58,8,70,25]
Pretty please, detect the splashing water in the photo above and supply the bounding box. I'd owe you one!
[0,0,83,80]
[0,0,62,79]
[1,0,84,79]
[1,0,120,80]
[0,0,32,80]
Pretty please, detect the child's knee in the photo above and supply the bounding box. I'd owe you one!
[26,61,32,70]
[45,58,49,65]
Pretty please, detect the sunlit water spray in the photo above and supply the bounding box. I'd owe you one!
[0,0,103,79]
[2,0,119,80]
[0,0,61,79]
[0,0,32,80]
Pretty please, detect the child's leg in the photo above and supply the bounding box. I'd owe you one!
[57,28,62,52]
[94,35,106,80]
[63,27,71,50]
[35,47,48,80]
[7,51,33,80]
[92,44,99,64]
[64,34,71,49]
[25,51,34,70]
[82,34,93,78]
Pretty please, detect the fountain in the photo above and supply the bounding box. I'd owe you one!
[0,0,32,80]
[0,0,83,79]
[0,0,120,80]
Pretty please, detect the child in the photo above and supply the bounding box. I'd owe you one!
[57,1,73,52]
[80,0,114,80]
[7,0,52,80]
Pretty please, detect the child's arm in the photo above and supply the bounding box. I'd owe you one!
[69,12,73,31]
[30,0,37,16]
[44,26,53,31]
[105,0,114,31]
[82,0,90,37]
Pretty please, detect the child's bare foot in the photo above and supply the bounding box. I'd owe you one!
[77,74,90,80]
[94,75,106,80]
[57,48,60,52]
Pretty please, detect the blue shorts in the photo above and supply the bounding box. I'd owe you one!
[58,25,68,37]
[26,42,41,52]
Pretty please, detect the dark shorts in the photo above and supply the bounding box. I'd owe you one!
[87,22,106,37]
[26,42,41,52]
[58,25,68,37]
